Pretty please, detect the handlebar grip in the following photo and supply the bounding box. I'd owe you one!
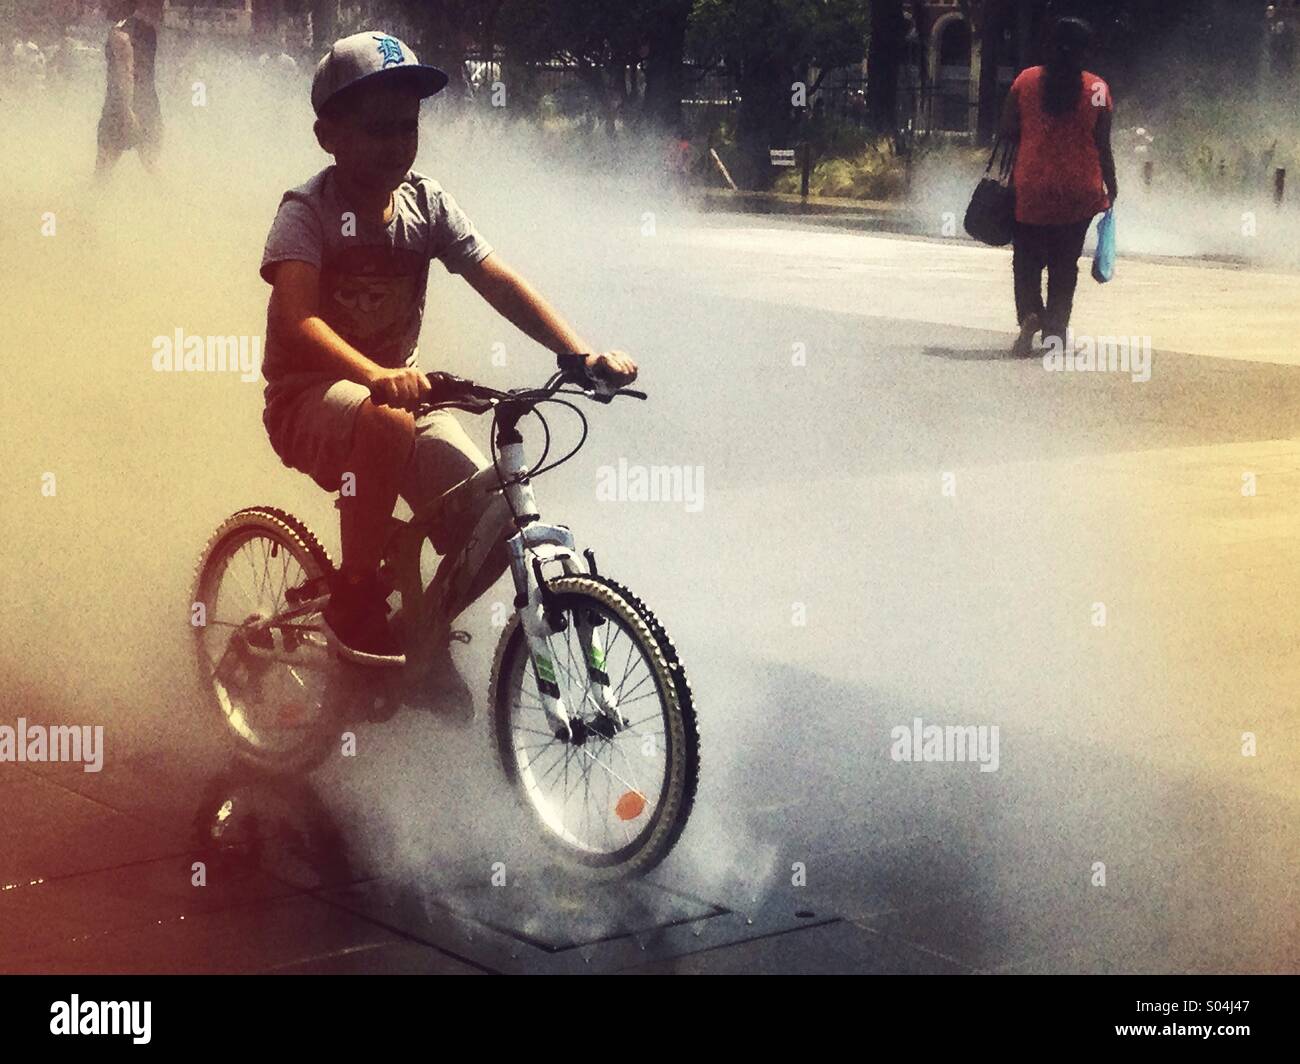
[425,371,476,402]
[556,353,646,401]
[557,352,623,388]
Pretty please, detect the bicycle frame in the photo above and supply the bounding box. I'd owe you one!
[241,398,623,739]
[403,407,622,738]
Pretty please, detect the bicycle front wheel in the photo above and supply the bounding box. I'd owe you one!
[489,574,699,879]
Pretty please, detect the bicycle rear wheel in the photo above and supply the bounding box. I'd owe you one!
[489,574,699,879]
[191,506,342,774]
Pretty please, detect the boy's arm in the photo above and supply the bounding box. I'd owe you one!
[268,260,430,406]
[462,254,637,383]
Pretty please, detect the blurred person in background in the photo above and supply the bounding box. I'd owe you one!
[95,0,163,177]
[1000,16,1118,357]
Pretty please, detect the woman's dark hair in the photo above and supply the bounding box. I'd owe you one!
[1042,16,1093,117]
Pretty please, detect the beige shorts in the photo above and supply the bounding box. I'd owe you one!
[269,378,488,507]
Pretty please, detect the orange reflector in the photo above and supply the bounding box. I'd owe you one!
[615,790,646,821]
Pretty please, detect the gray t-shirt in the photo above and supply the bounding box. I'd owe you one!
[259,166,492,437]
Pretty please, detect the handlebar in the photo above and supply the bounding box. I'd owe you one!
[404,355,647,418]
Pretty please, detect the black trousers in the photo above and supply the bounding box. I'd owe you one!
[1012,219,1092,338]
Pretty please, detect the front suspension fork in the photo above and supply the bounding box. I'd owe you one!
[511,533,621,740]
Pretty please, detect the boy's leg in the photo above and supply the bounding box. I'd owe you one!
[325,398,416,664]
[338,399,416,580]
[401,411,511,612]
[399,412,507,709]
[268,379,413,665]
[399,410,486,514]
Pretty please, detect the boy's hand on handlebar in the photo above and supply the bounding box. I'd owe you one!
[584,351,638,386]
[368,367,432,408]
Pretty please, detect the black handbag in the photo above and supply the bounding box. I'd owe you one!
[964,138,1017,247]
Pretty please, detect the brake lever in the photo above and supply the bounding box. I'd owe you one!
[582,383,648,405]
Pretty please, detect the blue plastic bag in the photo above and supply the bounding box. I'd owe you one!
[1092,208,1116,283]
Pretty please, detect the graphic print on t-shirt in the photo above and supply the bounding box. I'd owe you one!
[319,244,427,367]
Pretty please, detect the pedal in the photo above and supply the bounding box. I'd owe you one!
[243,625,275,652]
[285,575,329,607]
[362,694,402,724]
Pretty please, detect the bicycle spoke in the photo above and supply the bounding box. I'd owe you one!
[603,621,624,661]
[615,640,638,695]
[505,589,678,860]
[221,556,261,617]
[513,725,558,740]
[576,744,640,794]
[609,735,647,794]
[616,669,653,704]
[616,691,666,712]
[199,530,334,757]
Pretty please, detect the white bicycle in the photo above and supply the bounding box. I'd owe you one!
[192,356,700,877]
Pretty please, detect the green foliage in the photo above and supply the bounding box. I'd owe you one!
[687,0,869,185]
[688,0,869,76]
[772,135,906,200]
[496,0,686,66]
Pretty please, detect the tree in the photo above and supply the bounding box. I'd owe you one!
[391,0,508,98]
[491,0,691,131]
[310,0,338,51]
[966,0,1016,145]
[688,0,870,185]
[642,1,693,131]
[866,0,906,135]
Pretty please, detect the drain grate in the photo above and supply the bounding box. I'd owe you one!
[317,875,840,974]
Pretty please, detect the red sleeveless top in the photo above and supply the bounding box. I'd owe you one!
[1010,66,1112,225]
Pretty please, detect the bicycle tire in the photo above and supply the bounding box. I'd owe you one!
[489,573,699,879]
[191,506,342,775]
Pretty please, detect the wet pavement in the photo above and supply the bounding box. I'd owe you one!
[4,213,1299,975]
[0,750,950,974]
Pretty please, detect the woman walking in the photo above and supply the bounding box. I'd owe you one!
[1001,17,1118,357]
[95,0,164,177]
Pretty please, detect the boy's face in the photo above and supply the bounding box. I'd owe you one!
[316,85,421,196]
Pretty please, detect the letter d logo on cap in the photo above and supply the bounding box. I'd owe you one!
[373,35,406,68]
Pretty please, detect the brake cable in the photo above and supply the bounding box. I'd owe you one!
[526,398,589,478]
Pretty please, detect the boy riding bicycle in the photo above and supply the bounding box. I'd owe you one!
[260,31,636,668]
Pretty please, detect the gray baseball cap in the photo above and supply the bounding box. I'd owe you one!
[311,31,449,117]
